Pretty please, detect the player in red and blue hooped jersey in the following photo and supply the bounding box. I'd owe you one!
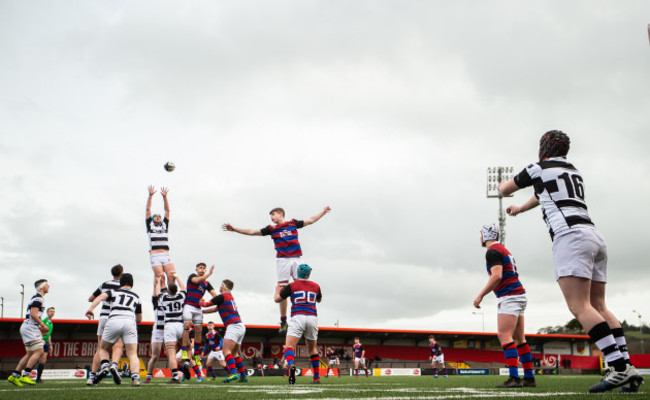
[202,322,226,378]
[325,347,340,378]
[181,263,217,369]
[353,337,369,378]
[428,335,447,378]
[201,279,247,384]
[474,224,535,388]
[222,206,331,334]
[275,264,323,385]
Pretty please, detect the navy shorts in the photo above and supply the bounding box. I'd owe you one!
[43,341,51,353]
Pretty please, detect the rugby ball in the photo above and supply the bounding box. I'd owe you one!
[164,162,175,172]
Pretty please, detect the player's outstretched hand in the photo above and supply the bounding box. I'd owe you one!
[209,265,215,275]
[506,205,521,216]
[85,310,95,320]
[324,206,332,213]
[148,185,156,196]
[222,223,234,232]
[161,187,169,197]
[473,296,482,309]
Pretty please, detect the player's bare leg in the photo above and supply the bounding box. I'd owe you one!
[276,282,289,333]
[162,263,176,290]
[152,266,166,290]
[96,340,121,385]
[165,342,181,383]
[111,338,124,364]
[181,322,192,360]
[146,341,162,383]
[558,277,606,331]
[123,344,141,386]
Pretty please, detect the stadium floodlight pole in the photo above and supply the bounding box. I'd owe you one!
[1,296,3,318]
[633,309,644,354]
[486,167,514,245]
[20,284,24,318]
[472,310,485,333]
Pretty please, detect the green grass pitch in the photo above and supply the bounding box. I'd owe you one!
[1,375,646,399]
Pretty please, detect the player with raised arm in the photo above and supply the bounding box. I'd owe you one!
[201,279,248,384]
[325,347,340,378]
[203,322,226,379]
[182,263,217,370]
[427,335,448,379]
[154,274,188,383]
[499,130,643,393]
[144,281,167,384]
[87,265,125,386]
[35,307,55,383]
[275,264,323,385]
[146,186,176,287]
[473,224,535,388]
[86,273,143,387]
[353,337,369,378]
[223,206,331,333]
[7,279,50,387]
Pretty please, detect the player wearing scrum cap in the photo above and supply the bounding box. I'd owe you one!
[223,206,331,333]
[275,264,322,385]
[86,273,143,387]
[146,185,177,288]
[474,224,534,388]
[7,279,50,387]
[499,130,643,393]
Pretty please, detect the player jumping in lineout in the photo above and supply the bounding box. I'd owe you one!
[427,335,448,379]
[473,224,535,388]
[499,130,643,393]
[146,186,177,288]
[222,206,331,333]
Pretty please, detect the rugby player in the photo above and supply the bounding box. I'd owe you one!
[353,337,369,378]
[325,347,340,378]
[202,322,227,379]
[499,130,643,393]
[222,206,331,333]
[144,279,167,383]
[7,279,50,387]
[146,185,176,287]
[275,264,323,385]
[427,335,448,379]
[35,307,55,383]
[473,224,534,387]
[182,263,217,367]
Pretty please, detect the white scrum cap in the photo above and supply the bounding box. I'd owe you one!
[481,224,500,244]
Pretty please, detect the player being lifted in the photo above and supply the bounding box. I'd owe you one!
[353,337,369,378]
[473,224,535,388]
[223,206,331,332]
[7,279,50,387]
[87,265,125,386]
[35,307,55,383]
[146,185,176,287]
[275,264,323,385]
[203,322,226,379]
[499,130,643,393]
[201,279,248,383]
[182,263,217,369]
[427,335,448,379]
[86,273,143,387]
[154,275,189,383]
[325,347,340,378]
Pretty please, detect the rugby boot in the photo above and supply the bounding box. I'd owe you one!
[496,377,523,388]
[132,376,141,386]
[7,375,23,387]
[109,364,121,385]
[19,375,36,385]
[144,375,152,384]
[238,374,248,383]
[288,365,296,385]
[588,365,636,393]
[521,377,537,387]
[222,373,239,383]
[312,377,321,384]
[279,321,288,334]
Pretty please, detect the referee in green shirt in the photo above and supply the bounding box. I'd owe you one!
[36,307,55,383]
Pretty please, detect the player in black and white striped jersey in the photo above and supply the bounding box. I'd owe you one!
[144,284,168,383]
[146,185,177,289]
[86,273,143,387]
[154,274,187,383]
[86,265,124,385]
[500,130,643,393]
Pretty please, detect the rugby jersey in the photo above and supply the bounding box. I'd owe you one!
[93,279,122,319]
[24,293,45,326]
[353,344,364,358]
[204,330,223,352]
[430,342,443,357]
[105,288,142,320]
[485,243,526,298]
[152,287,167,331]
[279,279,322,317]
[184,274,214,309]
[159,291,186,324]
[209,292,242,327]
[146,217,170,251]
[260,219,305,258]
[327,349,337,360]
[514,157,593,240]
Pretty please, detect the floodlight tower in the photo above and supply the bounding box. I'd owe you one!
[486,167,514,245]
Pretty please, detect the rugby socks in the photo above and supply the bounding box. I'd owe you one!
[588,322,626,372]
[280,316,287,325]
[284,347,295,367]
[36,363,44,380]
[207,366,215,378]
[433,367,438,376]
[192,364,201,377]
[22,368,32,377]
[11,371,20,378]
[310,354,320,379]
[502,342,519,378]
[442,368,448,376]
[225,354,237,375]
[194,343,201,356]
[517,343,534,379]
[611,328,631,364]
[235,356,246,375]
[171,368,179,380]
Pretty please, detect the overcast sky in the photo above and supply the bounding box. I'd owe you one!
[1,1,649,335]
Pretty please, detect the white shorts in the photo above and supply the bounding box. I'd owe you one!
[176,349,183,359]
[497,294,528,316]
[432,354,445,364]
[287,314,319,341]
[164,323,184,344]
[150,252,172,268]
[102,318,138,345]
[355,357,366,365]
[328,359,339,366]
[151,328,165,344]
[20,322,44,346]
[97,317,108,336]
[552,227,607,283]
[224,323,246,345]
[208,350,225,361]
[276,257,301,283]
[183,305,203,325]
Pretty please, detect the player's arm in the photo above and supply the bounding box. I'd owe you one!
[507,195,539,217]
[190,265,215,284]
[274,285,292,303]
[316,287,323,303]
[161,186,170,219]
[154,276,162,296]
[86,293,108,319]
[175,273,186,292]
[202,305,218,314]
[201,295,224,308]
[303,206,331,227]
[146,185,156,219]
[222,223,263,236]
[30,306,48,333]
[88,286,102,302]
[473,264,503,309]
[498,179,520,197]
